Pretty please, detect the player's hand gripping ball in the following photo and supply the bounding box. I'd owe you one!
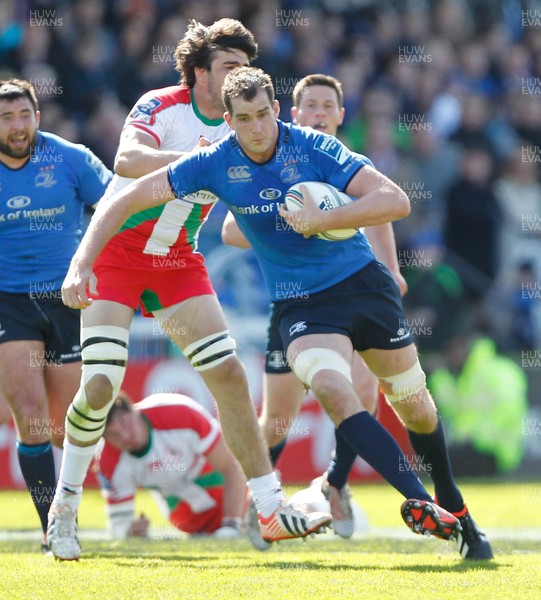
[284,181,358,241]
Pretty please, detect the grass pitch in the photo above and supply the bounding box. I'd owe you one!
[1,481,540,599]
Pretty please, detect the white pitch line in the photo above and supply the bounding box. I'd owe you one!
[2,527,541,542]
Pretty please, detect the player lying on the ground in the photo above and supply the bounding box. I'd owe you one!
[97,391,247,540]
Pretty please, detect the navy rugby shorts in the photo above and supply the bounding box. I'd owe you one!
[265,304,291,374]
[0,291,81,364]
[272,260,412,354]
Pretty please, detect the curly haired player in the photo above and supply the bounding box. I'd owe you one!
[47,23,331,561]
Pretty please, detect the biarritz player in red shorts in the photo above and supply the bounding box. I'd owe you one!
[46,19,331,561]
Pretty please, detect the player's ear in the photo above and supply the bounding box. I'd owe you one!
[35,110,41,127]
[224,111,232,128]
[337,107,345,126]
[273,99,280,117]
[291,105,298,123]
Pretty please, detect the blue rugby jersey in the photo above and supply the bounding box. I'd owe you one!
[0,131,112,293]
[168,121,376,301]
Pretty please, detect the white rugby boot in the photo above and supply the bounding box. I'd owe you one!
[46,503,81,561]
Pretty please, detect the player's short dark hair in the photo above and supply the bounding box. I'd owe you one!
[105,391,135,428]
[292,74,344,108]
[174,18,258,87]
[222,67,274,114]
[0,78,39,112]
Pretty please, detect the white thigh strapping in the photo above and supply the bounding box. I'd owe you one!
[183,330,237,371]
[380,359,426,403]
[291,348,352,388]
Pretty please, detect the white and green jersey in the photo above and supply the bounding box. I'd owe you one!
[104,86,229,266]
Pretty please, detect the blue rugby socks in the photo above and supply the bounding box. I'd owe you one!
[326,428,357,489]
[269,438,287,467]
[408,417,464,512]
[338,412,432,501]
[17,441,56,533]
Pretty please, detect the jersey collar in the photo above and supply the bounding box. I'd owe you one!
[130,413,152,458]
[230,119,286,166]
[191,92,224,126]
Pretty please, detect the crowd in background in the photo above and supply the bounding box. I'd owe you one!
[2,0,541,354]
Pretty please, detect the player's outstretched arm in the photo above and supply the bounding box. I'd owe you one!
[62,167,175,309]
[108,505,149,539]
[221,211,252,249]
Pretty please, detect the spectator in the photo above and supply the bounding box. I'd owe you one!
[507,90,541,150]
[444,145,501,295]
[429,332,528,476]
[448,93,497,156]
[454,41,500,96]
[59,31,111,116]
[81,95,126,169]
[394,129,461,243]
[109,17,153,111]
[342,84,406,157]
[484,260,540,352]
[495,142,541,276]
[402,232,467,354]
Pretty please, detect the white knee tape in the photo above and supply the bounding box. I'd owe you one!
[381,359,426,403]
[184,330,237,371]
[66,326,129,443]
[292,348,352,388]
[81,325,130,368]
[66,392,113,443]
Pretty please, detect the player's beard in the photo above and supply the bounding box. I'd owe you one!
[0,130,38,160]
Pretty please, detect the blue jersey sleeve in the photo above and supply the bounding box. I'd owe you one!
[167,147,216,198]
[311,133,374,192]
[74,146,113,206]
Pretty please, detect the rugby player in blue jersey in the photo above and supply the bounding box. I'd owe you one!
[61,67,492,560]
[222,74,408,546]
[0,79,112,552]
[47,22,331,561]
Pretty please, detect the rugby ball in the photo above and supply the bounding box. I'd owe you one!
[288,477,370,536]
[284,181,358,241]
